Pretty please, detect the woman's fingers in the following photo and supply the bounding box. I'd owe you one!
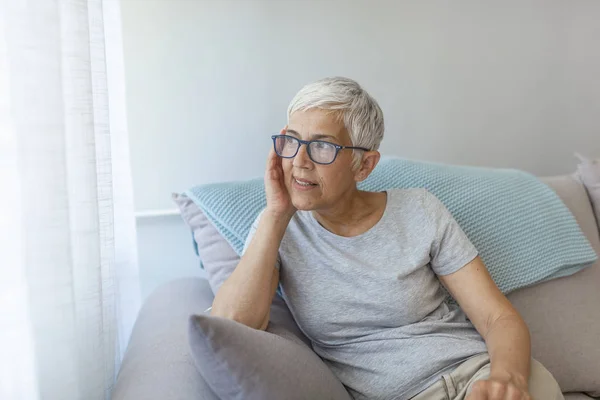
[266,147,284,183]
[466,381,488,400]
[267,147,278,168]
[268,127,287,183]
[466,380,530,400]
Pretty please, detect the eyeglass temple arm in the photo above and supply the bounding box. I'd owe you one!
[340,145,370,151]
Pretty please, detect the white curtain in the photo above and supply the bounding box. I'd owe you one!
[0,0,141,399]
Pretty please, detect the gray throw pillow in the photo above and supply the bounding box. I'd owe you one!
[188,314,352,400]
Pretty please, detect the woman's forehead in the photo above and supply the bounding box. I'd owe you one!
[287,109,348,141]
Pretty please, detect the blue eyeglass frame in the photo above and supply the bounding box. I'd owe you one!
[271,134,370,165]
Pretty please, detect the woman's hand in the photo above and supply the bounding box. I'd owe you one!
[466,376,531,400]
[264,129,296,219]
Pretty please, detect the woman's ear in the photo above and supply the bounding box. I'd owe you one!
[354,151,380,182]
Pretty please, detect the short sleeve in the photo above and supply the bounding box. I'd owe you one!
[423,192,478,276]
[242,209,282,270]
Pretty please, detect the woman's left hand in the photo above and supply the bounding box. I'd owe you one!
[466,377,531,400]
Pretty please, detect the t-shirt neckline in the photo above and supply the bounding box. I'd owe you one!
[307,190,391,241]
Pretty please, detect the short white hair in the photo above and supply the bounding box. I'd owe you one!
[287,77,384,167]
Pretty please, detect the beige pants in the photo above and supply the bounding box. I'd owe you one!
[411,353,564,400]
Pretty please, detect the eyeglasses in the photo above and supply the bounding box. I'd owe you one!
[271,135,369,165]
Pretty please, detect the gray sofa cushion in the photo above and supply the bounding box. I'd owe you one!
[188,314,352,400]
[112,276,312,400]
[112,278,219,400]
[507,175,600,395]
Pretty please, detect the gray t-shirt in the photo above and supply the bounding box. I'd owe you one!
[243,188,487,400]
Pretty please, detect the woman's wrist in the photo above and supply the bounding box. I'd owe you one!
[263,208,295,225]
[261,208,294,237]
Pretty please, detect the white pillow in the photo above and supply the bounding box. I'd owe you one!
[575,153,600,231]
[172,192,240,294]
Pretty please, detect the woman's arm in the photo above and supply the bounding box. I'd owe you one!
[211,139,295,330]
[210,211,289,330]
[438,256,531,390]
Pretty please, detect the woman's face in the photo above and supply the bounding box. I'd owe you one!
[283,109,360,211]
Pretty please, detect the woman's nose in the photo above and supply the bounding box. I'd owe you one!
[293,144,313,168]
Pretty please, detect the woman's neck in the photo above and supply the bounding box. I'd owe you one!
[311,190,387,237]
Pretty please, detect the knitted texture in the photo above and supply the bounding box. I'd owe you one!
[185,157,597,294]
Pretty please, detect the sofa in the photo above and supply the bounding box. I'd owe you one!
[112,172,600,400]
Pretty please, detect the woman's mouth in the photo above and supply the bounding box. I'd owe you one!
[293,177,318,190]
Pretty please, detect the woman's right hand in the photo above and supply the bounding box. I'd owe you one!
[264,129,296,219]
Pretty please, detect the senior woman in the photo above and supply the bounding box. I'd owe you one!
[210,77,563,400]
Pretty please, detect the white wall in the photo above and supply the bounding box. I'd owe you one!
[120,0,600,299]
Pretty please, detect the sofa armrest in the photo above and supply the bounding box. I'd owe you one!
[112,278,218,400]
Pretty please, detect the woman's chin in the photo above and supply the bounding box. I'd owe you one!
[291,195,317,211]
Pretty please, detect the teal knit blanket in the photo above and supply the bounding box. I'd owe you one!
[185,157,597,294]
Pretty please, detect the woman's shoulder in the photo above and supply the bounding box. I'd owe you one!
[387,188,455,232]
[386,189,451,226]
